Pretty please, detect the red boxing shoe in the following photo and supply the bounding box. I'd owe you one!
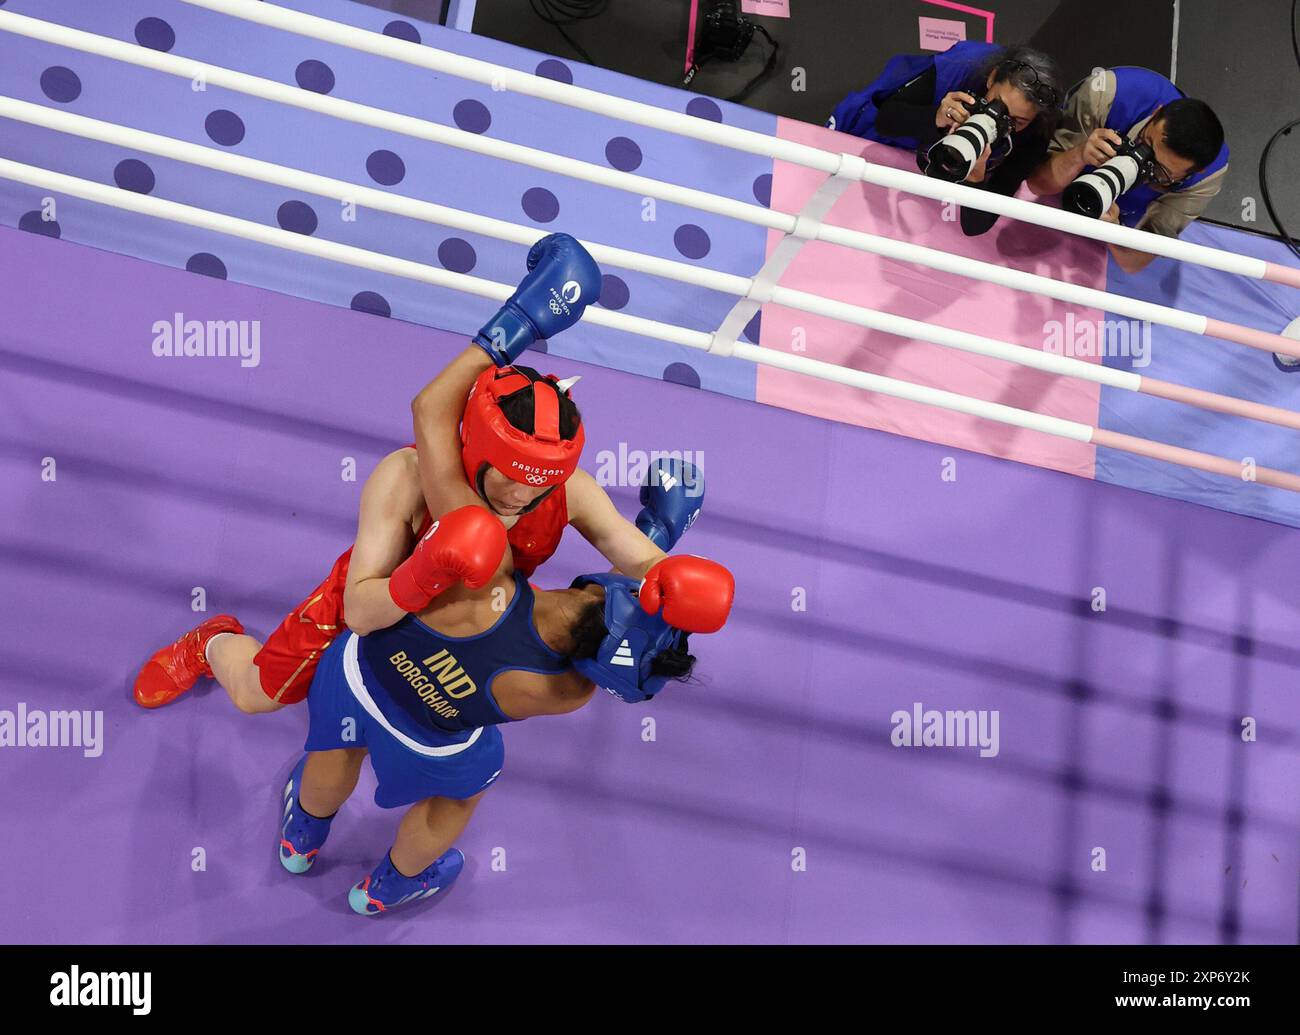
[133,615,245,709]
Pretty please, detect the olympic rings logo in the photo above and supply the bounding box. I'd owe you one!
[524,473,547,485]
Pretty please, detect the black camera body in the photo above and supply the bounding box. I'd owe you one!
[683,1,777,100]
[697,1,755,64]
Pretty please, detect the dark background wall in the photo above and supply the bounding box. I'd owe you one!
[467,0,1176,122]
[1175,0,1300,240]
[350,0,450,20]
[346,0,1300,246]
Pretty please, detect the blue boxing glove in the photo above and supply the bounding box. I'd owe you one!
[636,457,705,551]
[473,233,602,366]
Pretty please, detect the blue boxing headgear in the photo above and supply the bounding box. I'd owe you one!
[570,573,686,703]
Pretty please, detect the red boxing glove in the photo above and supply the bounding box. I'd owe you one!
[639,555,734,634]
[388,506,507,613]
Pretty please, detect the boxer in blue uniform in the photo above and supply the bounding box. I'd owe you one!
[279,476,733,915]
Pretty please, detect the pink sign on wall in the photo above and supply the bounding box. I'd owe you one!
[919,16,967,51]
[921,0,996,42]
[741,0,791,17]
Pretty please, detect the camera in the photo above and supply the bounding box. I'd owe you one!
[696,1,755,64]
[924,97,1013,183]
[683,1,778,101]
[1063,138,1157,218]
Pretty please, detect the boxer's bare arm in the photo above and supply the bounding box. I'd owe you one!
[565,468,666,580]
[411,346,494,520]
[492,667,598,719]
[343,449,427,636]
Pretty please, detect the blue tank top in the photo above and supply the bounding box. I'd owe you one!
[1102,67,1229,227]
[829,41,1002,147]
[357,572,569,735]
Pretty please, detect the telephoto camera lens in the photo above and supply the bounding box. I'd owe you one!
[925,98,1013,183]
[1063,140,1156,218]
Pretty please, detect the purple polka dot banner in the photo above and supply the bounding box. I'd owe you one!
[276,199,319,235]
[294,58,335,94]
[113,158,156,194]
[437,236,476,273]
[134,16,176,53]
[382,19,421,45]
[350,288,391,316]
[365,149,405,186]
[452,98,491,134]
[604,136,642,172]
[599,273,630,311]
[0,0,772,400]
[520,186,559,224]
[204,109,246,147]
[535,58,573,84]
[39,65,81,103]
[185,250,226,278]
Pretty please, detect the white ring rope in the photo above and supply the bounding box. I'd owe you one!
[3,156,1297,492]
[0,10,1294,361]
[7,96,1300,434]
[2,10,1298,491]
[171,0,1300,291]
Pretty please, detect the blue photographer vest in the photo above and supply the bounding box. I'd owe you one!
[357,571,569,735]
[1102,66,1229,227]
[828,41,1002,147]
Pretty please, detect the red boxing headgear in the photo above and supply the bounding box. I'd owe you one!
[461,366,584,490]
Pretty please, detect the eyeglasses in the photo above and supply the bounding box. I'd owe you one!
[1149,164,1184,189]
[1138,126,1187,189]
[1003,60,1060,109]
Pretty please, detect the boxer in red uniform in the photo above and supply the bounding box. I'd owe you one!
[134,234,706,713]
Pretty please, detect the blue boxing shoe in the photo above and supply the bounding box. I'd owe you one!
[348,848,465,916]
[279,755,334,875]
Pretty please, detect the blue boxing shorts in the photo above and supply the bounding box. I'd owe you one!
[304,632,504,809]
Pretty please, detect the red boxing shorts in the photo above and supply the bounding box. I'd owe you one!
[254,547,352,705]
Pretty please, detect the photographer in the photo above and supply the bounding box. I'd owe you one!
[1028,67,1228,274]
[829,42,1063,236]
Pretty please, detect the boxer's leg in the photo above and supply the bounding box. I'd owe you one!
[300,748,368,818]
[347,795,480,915]
[132,549,352,712]
[391,792,485,877]
[282,638,371,874]
[132,614,246,709]
[280,748,366,875]
[206,633,284,714]
[252,547,354,708]
[346,721,501,914]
